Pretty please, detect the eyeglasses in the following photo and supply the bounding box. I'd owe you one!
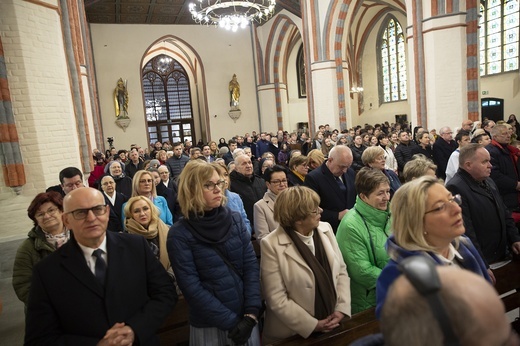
[139,179,153,184]
[63,181,83,189]
[269,179,288,185]
[203,180,226,191]
[424,195,462,214]
[66,205,107,220]
[35,206,60,219]
[310,208,322,215]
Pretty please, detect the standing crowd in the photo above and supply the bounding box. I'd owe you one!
[12,116,520,345]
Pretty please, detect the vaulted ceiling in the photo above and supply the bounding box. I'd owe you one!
[84,0,302,25]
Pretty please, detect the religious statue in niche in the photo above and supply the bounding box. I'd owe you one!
[114,78,129,118]
[229,74,240,110]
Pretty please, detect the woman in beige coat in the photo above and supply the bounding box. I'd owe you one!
[253,165,288,241]
[260,186,351,344]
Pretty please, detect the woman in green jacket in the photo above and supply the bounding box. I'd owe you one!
[336,167,391,314]
[12,191,69,307]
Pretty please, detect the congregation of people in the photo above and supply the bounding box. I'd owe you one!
[12,115,520,345]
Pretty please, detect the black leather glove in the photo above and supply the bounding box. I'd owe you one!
[228,316,256,345]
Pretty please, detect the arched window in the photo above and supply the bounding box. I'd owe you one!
[296,44,306,98]
[378,16,407,103]
[479,0,519,76]
[142,54,194,146]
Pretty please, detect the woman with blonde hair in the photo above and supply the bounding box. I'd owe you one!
[157,149,168,165]
[167,160,262,345]
[306,149,325,171]
[124,196,170,271]
[208,140,219,157]
[375,175,490,317]
[261,186,351,343]
[212,162,252,235]
[123,170,173,226]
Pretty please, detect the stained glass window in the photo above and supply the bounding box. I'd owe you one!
[379,17,407,103]
[142,55,195,145]
[480,0,519,76]
[296,45,306,98]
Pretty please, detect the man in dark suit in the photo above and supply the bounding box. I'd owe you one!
[486,124,520,212]
[46,166,85,196]
[433,126,457,180]
[304,145,356,232]
[25,187,177,345]
[124,149,144,179]
[154,166,179,218]
[202,145,215,163]
[158,165,176,190]
[446,144,520,283]
[100,175,128,233]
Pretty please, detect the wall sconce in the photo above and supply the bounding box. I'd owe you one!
[350,87,364,94]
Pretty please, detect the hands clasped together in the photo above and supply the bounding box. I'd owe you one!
[97,323,135,346]
[314,311,345,333]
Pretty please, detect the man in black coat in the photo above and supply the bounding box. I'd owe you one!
[124,149,144,179]
[486,124,520,212]
[304,145,356,232]
[25,188,177,345]
[433,126,457,180]
[446,144,520,282]
[394,131,417,175]
[230,154,267,230]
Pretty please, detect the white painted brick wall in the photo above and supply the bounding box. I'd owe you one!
[0,0,81,241]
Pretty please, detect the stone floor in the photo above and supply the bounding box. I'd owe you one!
[0,238,25,345]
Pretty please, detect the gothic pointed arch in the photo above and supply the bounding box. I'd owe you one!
[140,36,210,146]
[377,15,407,104]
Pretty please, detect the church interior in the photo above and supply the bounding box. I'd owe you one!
[0,0,520,343]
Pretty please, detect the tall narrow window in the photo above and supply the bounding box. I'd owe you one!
[142,54,194,146]
[378,16,407,103]
[479,0,519,76]
[296,44,306,98]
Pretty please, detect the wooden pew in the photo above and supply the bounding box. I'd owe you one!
[156,255,519,345]
[158,296,190,346]
[493,254,520,333]
[266,308,379,346]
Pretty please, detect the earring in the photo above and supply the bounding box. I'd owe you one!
[424,231,428,235]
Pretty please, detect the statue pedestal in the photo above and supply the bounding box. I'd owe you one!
[115,116,131,132]
[228,109,241,123]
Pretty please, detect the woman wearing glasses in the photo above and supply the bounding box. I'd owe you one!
[122,170,173,227]
[260,186,351,343]
[167,161,262,346]
[253,165,288,241]
[212,162,252,235]
[13,191,69,308]
[375,175,490,318]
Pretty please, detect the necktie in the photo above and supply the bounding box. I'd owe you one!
[336,176,346,192]
[92,249,107,286]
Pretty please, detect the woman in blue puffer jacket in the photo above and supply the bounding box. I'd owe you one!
[167,160,262,346]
